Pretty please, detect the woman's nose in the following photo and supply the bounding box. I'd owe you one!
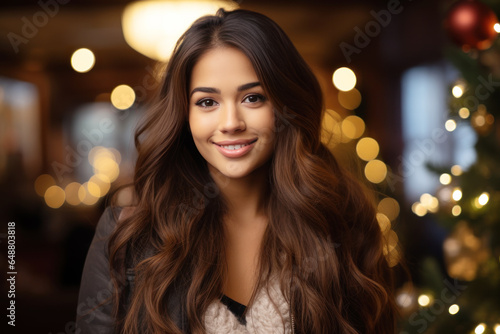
[218,103,246,133]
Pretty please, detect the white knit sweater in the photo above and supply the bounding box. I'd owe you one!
[204,280,292,334]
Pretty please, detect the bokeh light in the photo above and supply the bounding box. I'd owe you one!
[71,48,95,73]
[418,294,431,307]
[44,185,66,209]
[451,165,463,176]
[452,205,462,216]
[78,182,99,205]
[445,119,457,132]
[35,174,56,196]
[475,323,486,334]
[452,188,463,201]
[449,304,459,315]
[111,84,136,110]
[65,182,82,206]
[458,107,470,119]
[337,88,362,110]
[439,173,452,185]
[364,159,387,184]
[452,85,464,98]
[377,197,400,221]
[376,212,391,234]
[356,137,379,161]
[333,67,357,91]
[341,115,365,139]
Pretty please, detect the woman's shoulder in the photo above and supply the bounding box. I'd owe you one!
[93,206,137,240]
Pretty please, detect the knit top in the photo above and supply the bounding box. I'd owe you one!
[203,279,292,334]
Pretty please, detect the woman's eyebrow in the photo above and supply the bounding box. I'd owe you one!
[189,82,261,98]
[237,82,261,91]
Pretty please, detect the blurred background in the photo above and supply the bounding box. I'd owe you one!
[1,0,499,333]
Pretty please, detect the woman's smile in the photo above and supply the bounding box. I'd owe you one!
[188,47,275,179]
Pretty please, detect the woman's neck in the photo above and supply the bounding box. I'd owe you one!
[209,163,270,225]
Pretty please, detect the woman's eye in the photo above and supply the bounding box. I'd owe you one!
[243,94,266,104]
[195,98,218,108]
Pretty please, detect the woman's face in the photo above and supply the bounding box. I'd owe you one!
[188,47,275,180]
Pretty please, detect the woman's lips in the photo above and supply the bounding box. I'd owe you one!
[213,139,257,158]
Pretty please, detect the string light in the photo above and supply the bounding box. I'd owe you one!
[475,323,486,334]
[356,137,379,161]
[451,165,463,176]
[71,48,95,73]
[448,304,459,315]
[412,202,427,217]
[494,324,500,334]
[337,88,362,110]
[341,115,365,139]
[417,294,431,307]
[439,173,452,185]
[452,205,462,216]
[452,188,463,201]
[377,197,400,221]
[494,23,500,33]
[458,107,470,119]
[478,192,489,206]
[111,84,136,110]
[445,119,457,132]
[65,182,82,206]
[44,185,66,209]
[452,85,464,98]
[364,159,387,184]
[333,67,357,91]
[34,174,56,197]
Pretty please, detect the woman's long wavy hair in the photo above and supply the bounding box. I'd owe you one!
[109,8,398,334]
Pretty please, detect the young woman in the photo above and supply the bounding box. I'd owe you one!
[77,8,398,334]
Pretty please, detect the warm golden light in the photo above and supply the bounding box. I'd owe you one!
[90,174,111,197]
[377,197,400,221]
[412,202,427,217]
[452,205,462,216]
[445,119,457,132]
[341,115,365,139]
[44,185,66,209]
[78,182,99,206]
[376,212,391,234]
[35,174,56,197]
[65,182,82,206]
[494,23,500,33]
[475,323,486,334]
[93,152,120,182]
[452,85,464,98]
[364,159,387,184]
[333,67,357,91]
[439,173,452,185]
[451,165,463,176]
[111,85,136,110]
[356,137,379,161]
[122,1,238,61]
[494,324,500,334]
[452,188,463,201]
[321,109,343,146]
[418,294,431,307]
[458,107,470,119]
[449,304,459,315]
[478,192,489,206]
[337,88,362,110]
[71,48,95,73]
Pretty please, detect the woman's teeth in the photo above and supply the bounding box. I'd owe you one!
[221,144,247,150]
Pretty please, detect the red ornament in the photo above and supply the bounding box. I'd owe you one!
[445,0,499,50]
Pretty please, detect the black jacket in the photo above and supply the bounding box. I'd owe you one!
[75,207,188,333]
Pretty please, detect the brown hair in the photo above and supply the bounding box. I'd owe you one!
[109,8,398,334]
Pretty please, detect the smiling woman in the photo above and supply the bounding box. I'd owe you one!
[76,8,399,334]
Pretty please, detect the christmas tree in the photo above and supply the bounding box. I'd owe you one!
[399,1,500,333]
